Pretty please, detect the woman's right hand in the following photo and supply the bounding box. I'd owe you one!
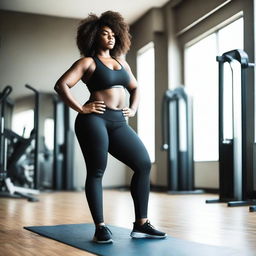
[80,101,106,114]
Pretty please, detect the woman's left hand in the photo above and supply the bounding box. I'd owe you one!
[122,107,136,117]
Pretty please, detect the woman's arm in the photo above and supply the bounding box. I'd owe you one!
[54,58,92,113]
[54,57,108,114]
[121,60,140,117]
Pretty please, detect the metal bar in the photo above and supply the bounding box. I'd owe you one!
[187,95,194,190]
[217,57,224,143]
[241,67,247,200]
[0,86,12,180]
[25,84,40,189]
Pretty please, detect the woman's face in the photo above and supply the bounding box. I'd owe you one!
[96,26,116,50]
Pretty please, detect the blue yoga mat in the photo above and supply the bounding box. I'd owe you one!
[24,223,240,256]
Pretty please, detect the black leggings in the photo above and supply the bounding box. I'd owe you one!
[74,107,151,224]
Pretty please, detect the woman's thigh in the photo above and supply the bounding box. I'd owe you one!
[108,123,151,170]
[75,114,109,170]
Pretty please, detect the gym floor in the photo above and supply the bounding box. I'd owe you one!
[1,190,255,256]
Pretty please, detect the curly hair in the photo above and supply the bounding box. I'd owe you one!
[76,11,131,57]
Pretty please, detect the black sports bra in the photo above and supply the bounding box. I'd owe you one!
[85,56,131,93]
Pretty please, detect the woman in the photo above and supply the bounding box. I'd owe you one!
[54,10,166,244]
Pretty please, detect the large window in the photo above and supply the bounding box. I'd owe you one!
[137,42,155,162]
[44,118,54,150]
[12,109,34,138]
[185,17,244,161]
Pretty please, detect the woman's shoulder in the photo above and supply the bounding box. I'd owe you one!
[74,57,95,70]
[77,57,94,65]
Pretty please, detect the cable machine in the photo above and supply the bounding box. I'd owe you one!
[0,85,39,201]
[0,85,75,199]
[25,84,40,189]
[53,95,74,190]
[206,49,256,211]
[0,86,13,181]
[162,86,201,193]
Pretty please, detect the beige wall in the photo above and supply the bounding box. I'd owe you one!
[0,10,128,190]
[127,8,168,186]
[0,11,79,98]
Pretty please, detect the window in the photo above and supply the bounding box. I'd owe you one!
[137,42,155,162]
[185,17,244,161]
[185,33,218,161]
[44,118,54,150]
[12,109,34,138]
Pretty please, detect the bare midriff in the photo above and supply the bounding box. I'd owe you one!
[88,87,127,110]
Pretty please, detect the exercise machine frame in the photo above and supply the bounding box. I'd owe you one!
[206,49,256,209]
[0,85,40,202]
[162,86,203,193]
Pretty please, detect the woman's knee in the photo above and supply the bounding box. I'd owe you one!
[87,168,105,179]
[134,157,151,175]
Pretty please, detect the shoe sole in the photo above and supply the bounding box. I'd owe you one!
[93,237,113,244]
[130,232,167,239]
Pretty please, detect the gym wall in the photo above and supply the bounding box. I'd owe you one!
[0,10,128,190]
[175,0,255,191]
[127,8,168,187]
[128,0,255,190]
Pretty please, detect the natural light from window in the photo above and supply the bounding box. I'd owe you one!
[137,42,155,162]
[44,118,54,150]
[12,109,34,138]
[185,17,243,161]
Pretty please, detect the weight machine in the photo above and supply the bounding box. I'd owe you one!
[162,86,203,193]
[206,49,256,211]
[0,85,39,202]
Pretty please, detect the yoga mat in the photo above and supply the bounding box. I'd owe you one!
[24,223,241,256]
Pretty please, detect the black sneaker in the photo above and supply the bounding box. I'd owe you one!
[130,220,167,239]
[93,225,113,244]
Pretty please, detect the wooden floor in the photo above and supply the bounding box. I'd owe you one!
[0,190,255,256]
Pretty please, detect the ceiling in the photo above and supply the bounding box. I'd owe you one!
[0,0,170,24]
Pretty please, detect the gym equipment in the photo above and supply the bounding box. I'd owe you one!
[6,128,36,187]
[162,86,202,193]
[206,49,256,210]
[0,85,39,202]
[24,223,239,256]
[53,96,74,190]
[0,85,13,181]
[0,84,75,194]
[249,205,256,212]
[25,84,40,189]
